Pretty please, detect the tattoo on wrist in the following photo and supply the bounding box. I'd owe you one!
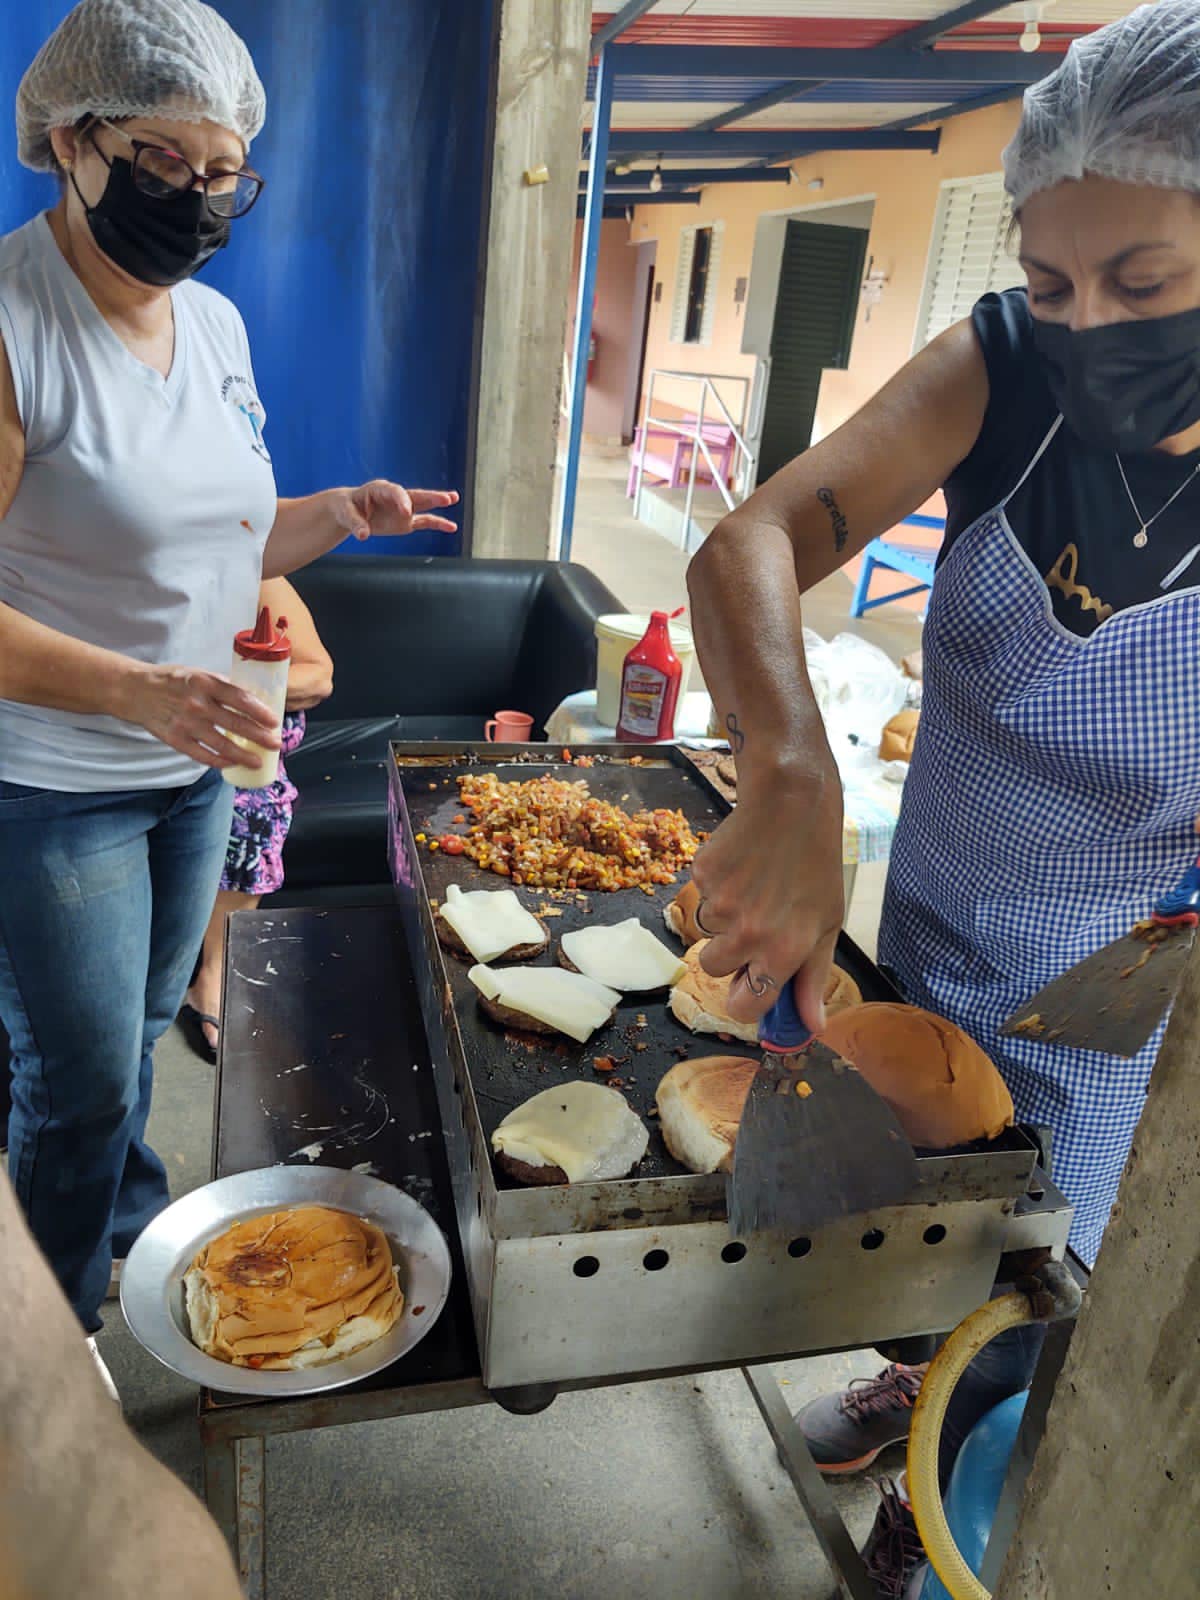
[817,488,849,553]
[725,714,746,754]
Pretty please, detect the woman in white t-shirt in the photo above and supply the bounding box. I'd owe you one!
[0,0,457,1385]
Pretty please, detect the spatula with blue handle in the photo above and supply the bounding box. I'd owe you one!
[1001,855,1200,1058]
[726,974,919,1237]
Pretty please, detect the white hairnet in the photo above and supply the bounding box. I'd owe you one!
[17,0,266,173]
[1004,0,1200,211]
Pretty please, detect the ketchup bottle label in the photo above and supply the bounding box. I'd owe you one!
[619,665,669,739]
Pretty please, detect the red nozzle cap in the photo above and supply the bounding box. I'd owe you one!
[234,606,291,662]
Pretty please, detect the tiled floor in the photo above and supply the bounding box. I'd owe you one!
[92,456,923,1597]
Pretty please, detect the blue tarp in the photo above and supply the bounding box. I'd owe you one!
[0,0,494,555]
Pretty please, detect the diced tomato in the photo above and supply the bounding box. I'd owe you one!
[439,834,466,855]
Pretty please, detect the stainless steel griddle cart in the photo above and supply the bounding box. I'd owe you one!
[388,744,1074,1393]
[195,752,1081,1600]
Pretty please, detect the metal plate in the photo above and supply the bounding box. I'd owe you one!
[121,1166,452,1398]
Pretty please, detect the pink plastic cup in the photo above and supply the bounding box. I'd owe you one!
[485,710,535,743]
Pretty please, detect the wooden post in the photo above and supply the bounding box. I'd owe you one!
[993,946,1200,1597]
[469,1,590,561]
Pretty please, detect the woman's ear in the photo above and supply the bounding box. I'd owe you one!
[47,125,78,173]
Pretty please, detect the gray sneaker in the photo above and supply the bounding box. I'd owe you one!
[797,1361,928,1474]
[862,1480,927,1600]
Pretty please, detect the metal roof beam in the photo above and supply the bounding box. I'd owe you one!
[590,0,664,54]
[688,2,1022,136]
[603,129,941,157]
[577,192,704,218]
[581,167,790,190]
[880,82,1030,131]
[607,45,1055,86]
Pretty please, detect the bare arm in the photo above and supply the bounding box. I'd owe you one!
[258,576,334,711]
[0,335,278,766]
[263,483,459,578]
[0,1169,241,1599]
[686,321,989,1028]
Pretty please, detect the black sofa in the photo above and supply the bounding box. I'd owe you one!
[277,555,623,903]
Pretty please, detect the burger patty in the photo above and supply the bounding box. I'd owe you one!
[435,909,549,964]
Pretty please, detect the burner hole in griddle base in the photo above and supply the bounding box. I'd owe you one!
[923,1224,947,1246]
[721,1242,747,1264]
[642,1249,669,1272]
[573,1256,600,1278]
[860,1229,886,1251]
[787,1237,812,1258]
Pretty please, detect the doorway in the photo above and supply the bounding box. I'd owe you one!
[622,240,658,444]
[756,219,868,484]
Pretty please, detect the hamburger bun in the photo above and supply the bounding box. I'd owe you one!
[184,1206,402,1370]
[881,708,920,763]
[669,942,863,1042]
[664,880,706,946]
[656,1055,759,1173]
[819,1003,1014,1150]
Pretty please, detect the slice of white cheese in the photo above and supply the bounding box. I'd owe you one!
[468,964,620,1043]
[561,919,687,992]
[492,1081,649,1181]
[441,883,546,964]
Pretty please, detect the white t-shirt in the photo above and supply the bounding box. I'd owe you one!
[0,212,277,790]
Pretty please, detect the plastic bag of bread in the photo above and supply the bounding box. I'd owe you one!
[880,708,920,763]
[820,1003,1013,1149]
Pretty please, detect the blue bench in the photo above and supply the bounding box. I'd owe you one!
[850,513,944,618]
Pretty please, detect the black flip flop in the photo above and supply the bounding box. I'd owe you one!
[178,1003,219,1065]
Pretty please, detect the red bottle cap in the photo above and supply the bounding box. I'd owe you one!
[234,606,291,662]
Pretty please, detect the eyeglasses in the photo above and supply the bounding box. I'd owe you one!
[91,119,264,219]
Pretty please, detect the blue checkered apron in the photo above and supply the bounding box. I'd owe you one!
[879,419,1200,1266]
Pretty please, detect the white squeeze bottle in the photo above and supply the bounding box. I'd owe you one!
[220,606,291,789]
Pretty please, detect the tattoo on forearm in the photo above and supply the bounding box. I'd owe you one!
[725,714,746,753]
[817,487,850,553]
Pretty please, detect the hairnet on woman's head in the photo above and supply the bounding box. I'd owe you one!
[1004,0,1200,211]
[17,0,265,172]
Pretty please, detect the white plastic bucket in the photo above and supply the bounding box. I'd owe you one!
[594,613,696,729]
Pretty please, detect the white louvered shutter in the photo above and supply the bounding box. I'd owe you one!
[670,227,697,343]
[698,221,723,347]
[916,174,1025,347]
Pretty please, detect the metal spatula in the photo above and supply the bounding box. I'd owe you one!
[1001,855,1200,1058]
[727,978,919,1237]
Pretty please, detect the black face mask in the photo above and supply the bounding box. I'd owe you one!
[71,156,230,287]
[1032,308,1200,454]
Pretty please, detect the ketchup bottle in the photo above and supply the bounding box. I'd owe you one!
[616,608,684,742]
[220,607,291,789]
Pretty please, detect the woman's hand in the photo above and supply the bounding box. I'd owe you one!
[116,664,281,772]
[691,758,845,1036]
[331,480,460,542]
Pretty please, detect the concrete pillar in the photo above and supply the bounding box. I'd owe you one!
[993,946,1200,1597]
[469,1,590,561]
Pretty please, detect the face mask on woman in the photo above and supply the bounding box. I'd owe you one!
[1032,307,1200,453]
[70,156,230,287]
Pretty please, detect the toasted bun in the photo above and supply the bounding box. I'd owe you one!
[819,1003,1014,1150]
[664,880,706,947]
[435,909,548,964]
[880,709,920,763]
[656,1056,759,1173]
[185,1206,402,1370]
[825,965,863,1015]
[669,941,861,1041]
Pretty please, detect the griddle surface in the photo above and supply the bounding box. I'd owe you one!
[398,754,895,1186]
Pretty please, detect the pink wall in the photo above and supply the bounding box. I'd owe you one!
[568,219,642,445]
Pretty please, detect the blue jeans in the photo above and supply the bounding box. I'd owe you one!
[0,770,232,1333]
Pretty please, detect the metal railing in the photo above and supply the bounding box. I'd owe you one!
[631,369,757,549]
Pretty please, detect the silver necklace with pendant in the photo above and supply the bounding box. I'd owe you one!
[1115,453,1200,549]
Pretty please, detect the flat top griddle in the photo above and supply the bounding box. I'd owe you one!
[395,749,899,1186]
